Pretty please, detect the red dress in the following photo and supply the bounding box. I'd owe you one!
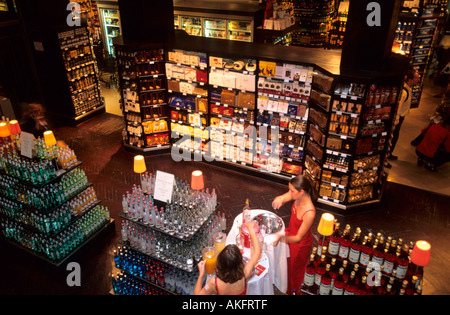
[286,204,314,294]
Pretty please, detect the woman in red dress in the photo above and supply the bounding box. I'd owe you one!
[272,175,317,294]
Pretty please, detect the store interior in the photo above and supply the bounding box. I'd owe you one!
[0,0,449,297]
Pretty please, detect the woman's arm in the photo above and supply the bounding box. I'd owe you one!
[194,261,216,295]
[244,222,262,279]
[272,192,293,209]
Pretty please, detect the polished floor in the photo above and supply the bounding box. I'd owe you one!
[0,79,449,296]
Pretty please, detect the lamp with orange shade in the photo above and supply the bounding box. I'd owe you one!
[134,155,147,174]
[9,120,21,135]
[411,240,431,267]
[317,213,335,253]
[0,122,11,144]
[191,170,204,191]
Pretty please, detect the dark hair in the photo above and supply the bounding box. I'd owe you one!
[405,69,418,81]
[290,175,318,202]
[215,245,245,283]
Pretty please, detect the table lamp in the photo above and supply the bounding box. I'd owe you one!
[317,213,335,253]
[0,122,10,144]
[134,155,147,174]
[191,170,204,191]
[43,130,57,147]
[411,240,431,267]
[9,120,21,135]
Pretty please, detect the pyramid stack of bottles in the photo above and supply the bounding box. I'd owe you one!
[0,121,111,265]
[301,221,424,295]
[112,172,225,295]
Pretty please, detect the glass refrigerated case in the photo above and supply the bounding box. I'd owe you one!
[98,1,122,58]
[204,18,227,40]
[228,20,253,42]
[180,16,203,37]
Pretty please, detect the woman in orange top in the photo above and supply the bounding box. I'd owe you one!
[194,221,261,295]
[272,175,317,294]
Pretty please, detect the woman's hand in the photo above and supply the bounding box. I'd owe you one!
[272,234,285,247]
[272,195,285,210]
[197,260,206,277]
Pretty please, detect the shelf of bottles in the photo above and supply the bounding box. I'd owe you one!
[256,60,312,177]
[0,132,112,266]
[101,8,122,57]
[290,0,336,47]
[58,27,104,121]
[306,72,401,209]
[396,0,448,108]
[116,46,170,152]
[206,55,257,166]
[326,9,347,49]
[112,172,225,295]
[301,221,424,295]
[166,49,209,157]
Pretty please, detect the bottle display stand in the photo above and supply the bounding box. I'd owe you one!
[0,133,113,267]
[116,44,171,153]
[300,221,425,295]
[112,171,225,295]
[57,26,105,124]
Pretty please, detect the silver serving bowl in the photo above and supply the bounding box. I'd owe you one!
[253,213,284,234]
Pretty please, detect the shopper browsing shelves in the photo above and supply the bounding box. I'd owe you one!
[272,175,316,294]
[388,69,421,160]
[194,221,261,295]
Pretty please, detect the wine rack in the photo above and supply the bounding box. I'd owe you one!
[111,172,225,295]
[116,44,171,153]
[57,26,105,122]
[0,135,113,266]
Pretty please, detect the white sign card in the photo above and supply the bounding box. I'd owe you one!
[153,170,175,203]
[20,131,35,158]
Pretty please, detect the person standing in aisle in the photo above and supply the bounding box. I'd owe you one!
[272,175,316,294]
[194,221,261,295]
[388,69,421,161]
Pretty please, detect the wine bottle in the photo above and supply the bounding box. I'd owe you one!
[319,264,332,295]
[338,224,351,260]
[395,243,410,280]
[349,228,362,264]
[371,237,385,268]
[343,271,357,295]
[301,254,317,293]
[383,239,398,276]
[359,235,373,267]
[242,198,251,224]
[328,222,341,257]
[331,267,345,295]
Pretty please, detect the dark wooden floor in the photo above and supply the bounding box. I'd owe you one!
[0,112,449,295]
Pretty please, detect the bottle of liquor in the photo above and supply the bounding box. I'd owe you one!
[356,275,369,295]
[338,224,351,260]
[319,264,332,295]
[328,221,341,257]
[242,198,251,224]
[359,235,373,267]
[349,228,362,264]
[395,243,410,280]
[329,258,339,288]
[406,276,418,295]
[383,239,397,276]
[331,267,345,295]
[341,259,350,282]
[314,254,327,288]
[301,254,317,294]
[371,237,385,268]
[343,271,357,295]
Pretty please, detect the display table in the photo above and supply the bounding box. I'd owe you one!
[226,209,289,294]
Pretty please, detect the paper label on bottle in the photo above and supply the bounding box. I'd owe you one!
[349,248,361,263]
[332,285,344,295]
[328,241,340,255]
[314,273,322,286]
[304,271,315,287]
[396,264,408,279]
[383,260,395,274]
[319,283,331,295]
[372,255,384,267]
[359,252,371,266]
[338,245,349,259]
